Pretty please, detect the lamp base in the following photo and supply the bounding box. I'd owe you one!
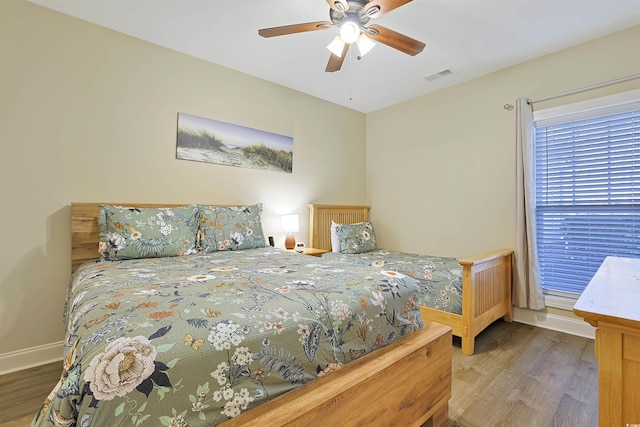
[284,234,296,250]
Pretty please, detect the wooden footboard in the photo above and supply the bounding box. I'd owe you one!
[222,317,452,427]
[420,249,513,355]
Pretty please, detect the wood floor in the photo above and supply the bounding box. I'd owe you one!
[0,362,62,427]
[445,321,597,427]
[0,321,597,427]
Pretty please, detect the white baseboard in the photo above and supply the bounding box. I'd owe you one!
[513,307,596,339]
[0,341,64,376]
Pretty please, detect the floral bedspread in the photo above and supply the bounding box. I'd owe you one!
[322,250,463,315]
[32,248,424,427]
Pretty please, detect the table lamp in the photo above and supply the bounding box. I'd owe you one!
[281,214,299,250]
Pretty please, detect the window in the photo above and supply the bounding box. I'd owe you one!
[533,90,640,296]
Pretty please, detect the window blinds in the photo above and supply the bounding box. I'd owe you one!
[534,101,639,294]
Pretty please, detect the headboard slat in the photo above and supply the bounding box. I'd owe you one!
[308,204,370,251]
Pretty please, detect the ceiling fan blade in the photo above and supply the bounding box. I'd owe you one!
[325,43,349,72]
[366,24,425,56]
[326,0,349,12]
[364,0,412,18]
[258,21,332,38]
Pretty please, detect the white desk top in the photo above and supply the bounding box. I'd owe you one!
[574,256,640,328]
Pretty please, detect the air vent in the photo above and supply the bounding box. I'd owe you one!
[424,69,454,82]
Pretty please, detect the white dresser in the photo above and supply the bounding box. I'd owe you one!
[574,256,640,427]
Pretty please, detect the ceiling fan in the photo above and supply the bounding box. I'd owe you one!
[258,0,425,72]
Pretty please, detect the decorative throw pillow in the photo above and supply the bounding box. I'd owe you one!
[198,204,266,252]
[335,221,377,254]
[98,205,200,260]
[330,221,341,252]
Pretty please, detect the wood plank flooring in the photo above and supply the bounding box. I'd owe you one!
[0,320,597,427]
[0,362,61,427]
[444,320,597,427]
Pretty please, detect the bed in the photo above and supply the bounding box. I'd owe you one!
[308,204,513,356]
[32,202,452,427]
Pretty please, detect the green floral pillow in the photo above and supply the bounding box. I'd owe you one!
[198,204,266,252]
[98,205,200,260]
[336,221,378,254]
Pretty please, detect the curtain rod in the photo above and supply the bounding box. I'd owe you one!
[527,73,640,104]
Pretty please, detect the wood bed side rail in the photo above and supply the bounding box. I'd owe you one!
[458,249,513,355]
[222,319,452,427]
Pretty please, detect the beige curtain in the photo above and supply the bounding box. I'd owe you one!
[514,98,545,310]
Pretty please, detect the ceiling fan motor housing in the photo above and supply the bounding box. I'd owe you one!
[330,1,372,29]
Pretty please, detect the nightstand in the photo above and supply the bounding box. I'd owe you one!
[286,247,328,257]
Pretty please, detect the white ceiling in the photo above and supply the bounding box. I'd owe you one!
[28,0,640,113]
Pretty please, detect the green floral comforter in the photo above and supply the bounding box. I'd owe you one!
[322,250,463,315]
[32,248,423,427]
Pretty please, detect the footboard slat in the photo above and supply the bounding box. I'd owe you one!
[458,249,513,355]
[473,258,509,316]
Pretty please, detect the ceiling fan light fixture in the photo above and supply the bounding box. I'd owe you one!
[327,35,346,57]
[356,33,375,56]
[339,20,360,44]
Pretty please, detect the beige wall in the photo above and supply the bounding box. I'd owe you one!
[0,0,366,357]
[366,25,640,320]
[1,0,638,364]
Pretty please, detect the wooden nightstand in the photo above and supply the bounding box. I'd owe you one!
[286,247,328,257]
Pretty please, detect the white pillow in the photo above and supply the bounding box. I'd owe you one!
[330,221,341,252]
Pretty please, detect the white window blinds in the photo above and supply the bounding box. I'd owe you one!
[533,91,640,294]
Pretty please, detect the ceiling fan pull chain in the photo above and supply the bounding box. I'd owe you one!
[349,47,354,101]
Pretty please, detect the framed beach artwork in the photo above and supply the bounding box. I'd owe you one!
[176,112,293,173]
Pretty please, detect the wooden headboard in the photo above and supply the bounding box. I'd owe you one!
[71,203,194,272]
[73,202,370,272]
[71,202,248,273]
[308,204,370,251]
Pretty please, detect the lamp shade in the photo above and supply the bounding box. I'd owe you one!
[281,214,300,233]
[327,35,346,57]
[356,33,375,57]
